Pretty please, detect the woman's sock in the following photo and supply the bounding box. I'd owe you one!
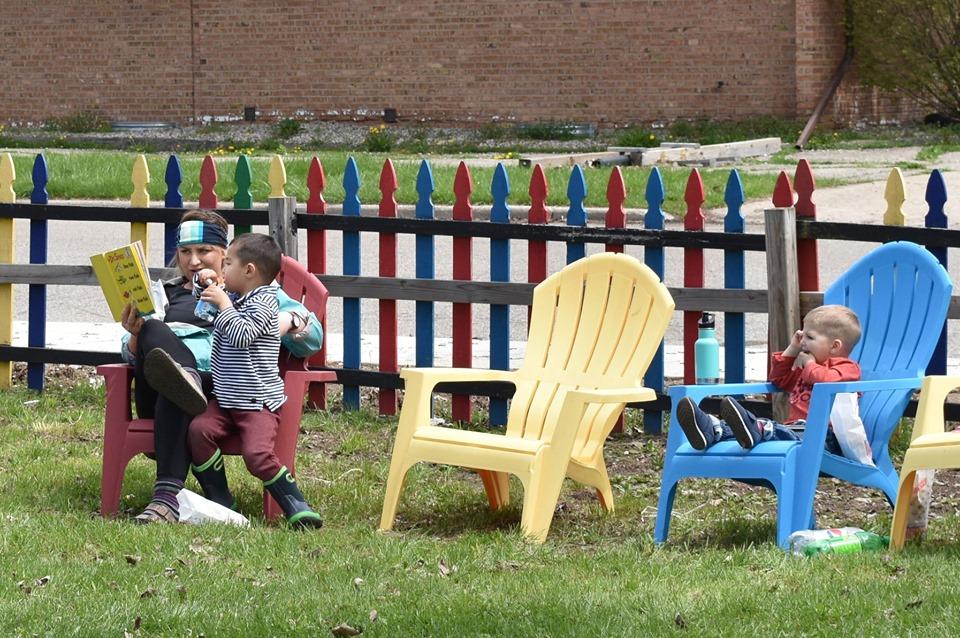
[150,477,184,514]
[134,477,184,524]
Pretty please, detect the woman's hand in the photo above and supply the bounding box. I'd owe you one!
[120,303,145,336]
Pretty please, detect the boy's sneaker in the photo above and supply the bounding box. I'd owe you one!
[143,348,207,416]
[721,396,763,449]
[675,397,717,451]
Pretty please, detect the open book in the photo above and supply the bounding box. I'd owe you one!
[90,241,156,321]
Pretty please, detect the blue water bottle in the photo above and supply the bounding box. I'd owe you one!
[194,278,219,322]
[695,312,720,384]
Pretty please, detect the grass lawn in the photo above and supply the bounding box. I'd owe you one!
[3,150,852,218]
[1,370,960,636]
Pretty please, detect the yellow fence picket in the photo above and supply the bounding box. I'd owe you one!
[130,154,150,250]
[0,153,15,388]
[268,154,287,197]
[883,167,906,227]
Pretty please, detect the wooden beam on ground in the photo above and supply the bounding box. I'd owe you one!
[630,138,782,166]
[518,150,628,168]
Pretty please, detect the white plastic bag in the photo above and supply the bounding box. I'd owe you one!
[905,469,935,539]
[149,279,168,321]
[177,488,249,527]
[829,392,874,466]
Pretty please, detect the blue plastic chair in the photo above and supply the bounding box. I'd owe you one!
[654,242,952,548]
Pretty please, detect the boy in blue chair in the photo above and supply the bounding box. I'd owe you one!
[676,305,861,453]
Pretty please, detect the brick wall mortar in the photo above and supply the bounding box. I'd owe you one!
[0,0,920,126]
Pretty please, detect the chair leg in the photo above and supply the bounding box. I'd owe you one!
[477,470,510,510]
[101,451,135,518]
[520,463,567,544]
[379,458,413,531]
[263,488,283,521]
[776,488,798,550]
[889,467,917,551]
[566,460,615,513]
[654,479,678,544]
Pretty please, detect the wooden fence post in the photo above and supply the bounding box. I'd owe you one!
[765,207,800,422]
[268,196,298,259]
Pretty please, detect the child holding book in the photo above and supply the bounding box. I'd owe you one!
[172,232,323,528]
[675,305,861,454]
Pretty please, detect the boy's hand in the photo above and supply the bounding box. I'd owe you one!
[200,284,231,310]
[792,352,815,369]
[195,268,220,287]
[120,303,144,335]
[783,330,804,358]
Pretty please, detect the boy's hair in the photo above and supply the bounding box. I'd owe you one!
[229,233,282,284]
[804,305,861,353]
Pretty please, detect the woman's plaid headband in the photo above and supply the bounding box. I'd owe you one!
[176,220,228,248]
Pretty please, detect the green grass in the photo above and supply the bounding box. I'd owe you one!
[1,375,959,635]
[4,150,852,216]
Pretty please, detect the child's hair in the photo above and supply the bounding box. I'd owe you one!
[804,304,861,353]
[229,233,282,284]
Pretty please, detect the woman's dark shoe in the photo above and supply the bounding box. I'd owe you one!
[143,348,207,416]
[133,502,179,524]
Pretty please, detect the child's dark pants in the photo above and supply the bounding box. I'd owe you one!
[188,398,282,481]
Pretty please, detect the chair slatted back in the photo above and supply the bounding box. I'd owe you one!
[275,255,329,374]
[510,253,674,460]
[824,242,951,458]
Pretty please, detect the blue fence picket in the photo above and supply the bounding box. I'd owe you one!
[342,157,362,409]
[723,170,746,384]
[489,163,511,426]
[566,165,587,264]
[415,160,436,369]
[924,169,948,375]
[163,155,183,265]
[643,167,666,434]
[27,154,49,391]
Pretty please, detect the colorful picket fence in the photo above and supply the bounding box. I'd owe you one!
[0,150,954,431]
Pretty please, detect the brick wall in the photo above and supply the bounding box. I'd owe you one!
[0,0,193,123]
[0,0,919,127]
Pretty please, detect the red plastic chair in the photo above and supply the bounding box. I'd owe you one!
[96,256,336,520]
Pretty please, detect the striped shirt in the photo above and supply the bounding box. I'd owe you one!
[210,284,286,411]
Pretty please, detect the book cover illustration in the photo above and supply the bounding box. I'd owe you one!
[90,241,156,321]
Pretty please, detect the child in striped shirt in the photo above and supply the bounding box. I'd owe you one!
[187,233,322,529]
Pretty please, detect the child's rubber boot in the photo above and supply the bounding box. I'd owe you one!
[191,449,237,510]
[264,467,323,529]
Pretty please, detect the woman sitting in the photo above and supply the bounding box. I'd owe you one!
[119,209,320,523]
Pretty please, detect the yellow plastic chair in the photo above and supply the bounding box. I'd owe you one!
[379,252,674,542]
[890,375,960,549]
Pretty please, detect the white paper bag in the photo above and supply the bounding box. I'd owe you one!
[829,392,875,466]
[177,488,249,527]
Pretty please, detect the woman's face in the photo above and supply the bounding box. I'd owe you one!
[177,244,225,284]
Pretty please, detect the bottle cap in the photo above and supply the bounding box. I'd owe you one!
[698,312,715,329]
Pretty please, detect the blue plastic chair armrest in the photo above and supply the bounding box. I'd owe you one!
[668,382,778,402]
